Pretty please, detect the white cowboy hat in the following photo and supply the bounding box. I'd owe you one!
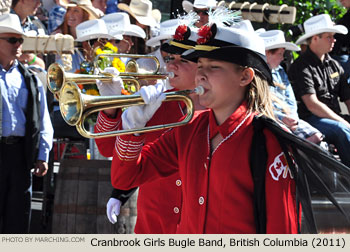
[66,0,103,19]
[146,19,180,47]
[118,0,160,28]
[295,14,348,45]
[75,19,115,42]
[0,13,24,35]
[231,19,254,33]
[101,12,146,39]
[259,30,300,51]
[182,0,217,13]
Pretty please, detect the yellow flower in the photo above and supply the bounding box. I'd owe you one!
[112,58,125,72]
[85,89,100,96]
[104,42,118,53]
[95,48,103,55]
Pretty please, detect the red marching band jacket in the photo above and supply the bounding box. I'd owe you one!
[111,102,299,234]
[94,98,187,233]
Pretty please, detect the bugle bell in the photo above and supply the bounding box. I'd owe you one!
[93,53,174,78]
[47,63,140,94]
[59,81,204,139]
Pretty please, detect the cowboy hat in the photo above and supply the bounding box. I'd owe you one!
[259,30,300,51]
[66,0,103,19]
[101,12,146,39]
[231,19,254,33]
[295,14,348,45]
[118,0,160,27]
[75,19,115,42]
[182,0,217,13]
[146,19,181,47]
[182,24,272,84]
[0,13,24,35]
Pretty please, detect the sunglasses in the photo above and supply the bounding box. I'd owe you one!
[0,37,24,44]
[193,8,209,15]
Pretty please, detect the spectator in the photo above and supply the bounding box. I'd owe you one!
[289,14,350,167]
[182,0,217,27]
[259,29,324,144]
[47,0,68,34]
[331,0,350,75]
[0,14,53,233]
[11,0,46,69]
[105,0,119,14]
[92,0,107,14]
[54,0,102,38]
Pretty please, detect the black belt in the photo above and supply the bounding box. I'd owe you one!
[1,136,25,144]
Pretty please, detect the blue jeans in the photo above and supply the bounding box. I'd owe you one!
[305,115,350,167]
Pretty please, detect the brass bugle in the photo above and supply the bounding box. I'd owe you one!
[47,63,141,94]
[94,53,167,75]
[59,82,203,139]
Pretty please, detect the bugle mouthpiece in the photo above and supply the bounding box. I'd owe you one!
[167,72,175,78]
[194,86,204,95]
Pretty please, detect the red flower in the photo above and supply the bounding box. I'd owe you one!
[173,25,188,41]
[197,25,212,45]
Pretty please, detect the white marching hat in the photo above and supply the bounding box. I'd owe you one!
[101,12,146,39]
[75,19,115,42]
[118,0,160,28]
[182,0,217,13]
[0,13,25,35]
[295,14,348,45]
[259,30,300,51]
[146,19,180,47]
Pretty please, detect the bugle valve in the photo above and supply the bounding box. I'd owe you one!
[59,81,204,139]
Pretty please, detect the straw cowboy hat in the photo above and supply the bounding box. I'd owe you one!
[259,30,300,51]
[118,0,160,27]
[66,0,103,19]
[182,0,217,13]
[182,24,272,84]
[146,19,181,47]
[75,19,116,42]
[0,13,24,35]
[295,14,348,45]
[101,12,146,39]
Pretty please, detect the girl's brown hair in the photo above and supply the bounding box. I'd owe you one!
[59,7,91,36]
[245,69,276,120]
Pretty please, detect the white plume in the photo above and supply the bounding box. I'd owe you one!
[208,6,241,27]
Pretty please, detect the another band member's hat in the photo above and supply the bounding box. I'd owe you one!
[75,19,116,42]
[161,25,199,55]
[101,12,146,39]
[66,0,103,19]
[231,19,254,33]
[295,14,347,45]
[146,19,180,47]
[182,0,217,13]
[118,0,160,28]
[182,24,272,84]
[259,30,300,51]
[0,13,24,35]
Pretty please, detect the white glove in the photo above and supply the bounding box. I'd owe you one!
[106,198,122,224]
[122,83,166,130]
[96,67,123,96]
